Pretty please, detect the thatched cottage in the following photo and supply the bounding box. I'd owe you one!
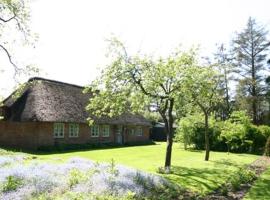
[0,77,151,150]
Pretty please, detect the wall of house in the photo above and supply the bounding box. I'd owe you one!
[0,121,40,149]
[124,126,150,143]
[0,121,150,150]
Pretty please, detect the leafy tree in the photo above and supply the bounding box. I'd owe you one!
[175,114,204,150]
[0,0,37,79]
[85,38,196,172]
[232,17,270,124]
[0,0,38,119]
[185,65,222,161]
[220,121,246,153]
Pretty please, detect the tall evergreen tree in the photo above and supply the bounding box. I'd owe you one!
[214,44,234,120]
[232,17,270,124]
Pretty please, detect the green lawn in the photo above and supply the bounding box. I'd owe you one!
[244,167,270,200]
[31,142,259,195]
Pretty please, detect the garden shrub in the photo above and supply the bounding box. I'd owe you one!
[228,168,256,191]
[68,169,87,188]
[176,111,270,154]
[2,175,23,192]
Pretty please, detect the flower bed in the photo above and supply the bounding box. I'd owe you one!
[0,157,179,200]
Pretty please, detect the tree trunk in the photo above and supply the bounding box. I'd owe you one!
[204,113,210,161]
[252,95,258,124]
[226,142,230,154]
[160,99,174,173]
[224,67,230,120]
[264,136,270,156]
[251,34,258,125]
[184,142,187,150]
[165,129,173,172]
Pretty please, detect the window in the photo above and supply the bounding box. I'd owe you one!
[136,127,143,136]
[69,123,79,137]
[101,125,110,137]
[91,125,99,137]
[54,123,65,138]
[128,128,135,135]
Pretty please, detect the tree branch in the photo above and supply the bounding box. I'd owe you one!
[0,15,16,23]
[0,44,21,78]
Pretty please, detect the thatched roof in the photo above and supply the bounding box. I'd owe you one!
[2,77,151,126]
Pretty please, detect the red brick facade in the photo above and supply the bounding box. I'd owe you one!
[0,122,150,150]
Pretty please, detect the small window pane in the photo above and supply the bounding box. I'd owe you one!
[69,123,79,137]
[136,127,143,136]
[54,123,65,138]
[128,128,135,135]
[102,125,110,137]
[91,125,99,137]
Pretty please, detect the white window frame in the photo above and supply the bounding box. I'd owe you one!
[136,127,143,136]
[91,125,99,137]
[102,125,110,137]
[128,128,135,135]
[53,123,65,138]
[69,123,79,138]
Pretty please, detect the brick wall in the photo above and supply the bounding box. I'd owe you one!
[0,122,150,150]
[0,121,39,149]
[124,126,150,143]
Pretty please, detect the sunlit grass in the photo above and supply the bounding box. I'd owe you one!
[28,142,259,194]
[244,167,270,200]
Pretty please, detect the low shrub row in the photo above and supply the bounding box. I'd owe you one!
[175,111,270,154]
[36,141,155,152]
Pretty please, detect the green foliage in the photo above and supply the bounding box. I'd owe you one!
[2,175,23,192]
[175,114,204,149]
[107,159,119,177]
[32,191,137,200]
[68,169,87,188]
[258,125,270,138]
[84,38,197,124]
[176,111,270,154]
[228,168,256,191]
[219,111,251,153]
[84,37,199,169]
[232,17,270,123]
[175,114,227,151]
[220,121,246,152]
[228,110,251,125]
[244,167,270,200]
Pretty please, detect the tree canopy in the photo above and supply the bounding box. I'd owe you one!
[232,17,270,124]
[85,38,198,171]
[0,0,36,79]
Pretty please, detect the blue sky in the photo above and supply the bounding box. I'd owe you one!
[0,0,270,97]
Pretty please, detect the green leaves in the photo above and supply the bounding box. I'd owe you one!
[183,64,223,114]
[85,38,199,122]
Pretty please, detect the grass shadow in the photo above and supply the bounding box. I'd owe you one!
[0,141,157,155]
[210,158,244,169]
[163,165,238,195]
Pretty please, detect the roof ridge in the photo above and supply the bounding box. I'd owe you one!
[28,77,85,89]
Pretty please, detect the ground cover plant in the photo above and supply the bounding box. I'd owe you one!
[0,156,182,200]
[33,142,259,195]
[244,165,270,200]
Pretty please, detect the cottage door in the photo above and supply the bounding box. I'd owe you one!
[116,125,122,144]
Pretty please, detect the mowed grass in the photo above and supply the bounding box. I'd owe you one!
[244,167,270,200]
[31,142,259,195]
